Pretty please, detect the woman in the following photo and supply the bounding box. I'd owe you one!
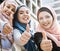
[34,6,60,51]
[0,0,17,51]
[13,5,38,51]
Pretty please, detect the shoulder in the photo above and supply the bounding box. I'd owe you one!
[13,29,21,35]
[13,29,21,34]
[13,29,19,32]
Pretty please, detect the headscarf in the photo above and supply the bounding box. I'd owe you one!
[36,6,60,47]
[13,5,38,51]
[0,0,17,25]
[0,0,17,11]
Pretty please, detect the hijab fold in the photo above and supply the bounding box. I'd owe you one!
[36,6,60,47]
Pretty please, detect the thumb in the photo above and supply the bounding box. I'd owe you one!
[42,31,47,40]
[9,14,13,26]
[26,24,30,32]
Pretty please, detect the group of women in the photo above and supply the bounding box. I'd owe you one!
[0,0,60,51]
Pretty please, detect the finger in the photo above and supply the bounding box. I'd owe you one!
[23,32,31,40]
[3,25,13,34]
[9,14,13,26]
[21,34,30,40]
[2,29,9,34]
[20,38,26,44]
[25,32,31,38]
[5,25,13,32]
[26,24,30,32]
[42,31,47,40]
[7,26,13,31]
[6,24,13,30]
[20,37,28,45]
[3,28,11,34]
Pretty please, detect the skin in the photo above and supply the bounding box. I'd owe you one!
[38,11,53,51]
[2,3,16,20]
[17,7,30,24]
[2,3,16,34]
[16,7,31,45]
[38,11,53,29]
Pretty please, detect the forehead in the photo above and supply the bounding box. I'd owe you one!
[19,7,29,11]
[5,2,16,8]
[39,11,51,17]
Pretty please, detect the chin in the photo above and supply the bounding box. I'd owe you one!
[24,22,28,24]
[24,21,27,23]
[44,27,50,29]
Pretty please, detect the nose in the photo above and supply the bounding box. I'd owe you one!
[8,9,12,13]
[43,18,47,22]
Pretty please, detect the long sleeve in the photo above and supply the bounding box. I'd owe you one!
[13,29,21,46]
[0,19,7,32]
[34,32,43,51]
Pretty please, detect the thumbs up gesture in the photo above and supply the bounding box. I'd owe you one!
[40,32,53,51]
[20,24,31,46]
[2,23,13,35]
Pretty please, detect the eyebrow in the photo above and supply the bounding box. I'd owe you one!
[19,10,24,12]
[45,15,50,17]
[19,10,29,12]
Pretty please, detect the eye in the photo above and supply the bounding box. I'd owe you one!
[19,12,23,14]
[19,11,24,14]
[12,8,16,13]
[46,16,50,18]
[7,6,10,8]
[39,17,43,20]
[26,11,29,14]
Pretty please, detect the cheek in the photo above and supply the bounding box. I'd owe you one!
[48,16,53,22]
[3,6,7,10]
[39,20,43,24]
[18,16,23,22]
[28,16,30,20]
[50,19,53,25]
[18,16,21,21]
[12,12,15,16]
[39,20,43,26]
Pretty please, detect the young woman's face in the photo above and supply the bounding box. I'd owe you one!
[38,11,53,29]
[2,3,16,19]
[17,7,30,24]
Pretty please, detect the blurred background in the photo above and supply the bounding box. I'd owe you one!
[1,0,60,33]
[1,0,60,51]
[14,0,60,32]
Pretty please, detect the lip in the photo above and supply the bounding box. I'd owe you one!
[5,11,10,16]
[23,17,29,21]
[43,23,49,26]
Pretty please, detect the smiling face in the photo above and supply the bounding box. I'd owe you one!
[38,11,53,29]
[2,3,16,20]
[17,7,30,24]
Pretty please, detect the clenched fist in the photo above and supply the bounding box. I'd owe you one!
[2,23,13,35]
[20,24,31,45]
[40,32,53,51]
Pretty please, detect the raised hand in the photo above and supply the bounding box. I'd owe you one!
[9,14,13,26]
[2,23,13,35]
[19,24,31,46]
[40,32,53,51]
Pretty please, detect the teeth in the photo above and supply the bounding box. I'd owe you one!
[6,12,9,16]
[24,17,28,20]
[43,24,48,26]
